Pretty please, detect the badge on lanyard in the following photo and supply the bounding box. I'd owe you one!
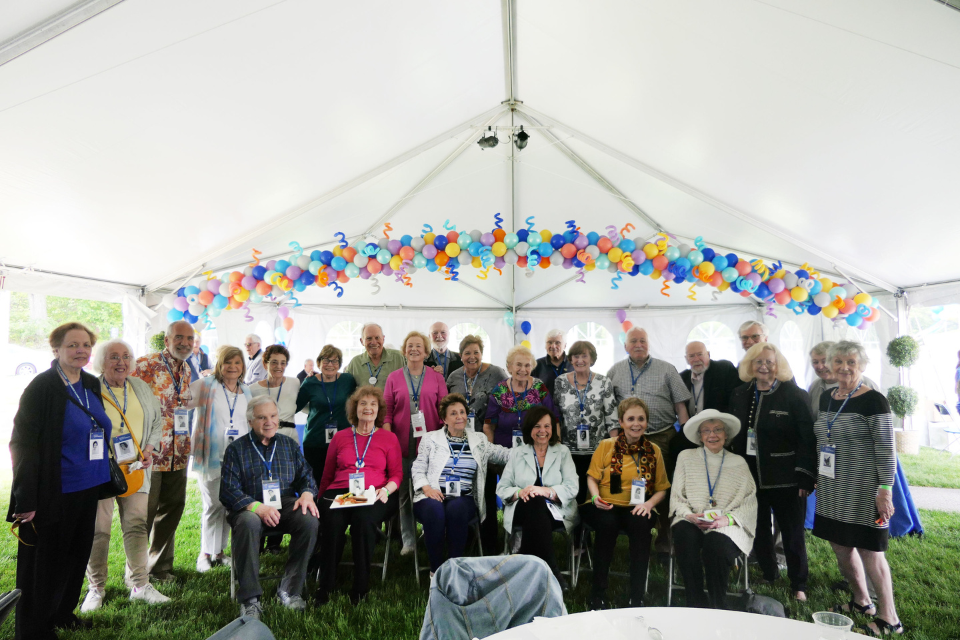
[746,428,757,456]
[174,407,190,435]
[545,500,564,521]
[226,429,239,444]
[325,424,337,444]
[819,445,837,479]
[412,411,427,438]
[349,472,365,496]
[90,429,104,460]
[576,424,590,450]
[114,433,136,462]
[512,429,524,448]
[467,412,476,431]
[443,474,461,496]
[630,478,647,505]
[262,480,282,508]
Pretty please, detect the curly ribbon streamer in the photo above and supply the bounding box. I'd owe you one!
[479,246,493,268]
[268,273,283,285]
[673,265,689,280]
[421,223,433,237]
[401,260,413,288]
[382,223,392,239]
[369,276,381,295]
[330,282,344,297]
[525,216,535,231]
[288,294,301,308]
[621,255,635,270]
[202,270,214,280]
[576,250,594,264]
[566,219,577,232]
[444,263,459,282]
[620,223,635,238]
[443,219,457,232]
[316,272,329,287]
[289,241,303,261]
[687,283,697,301]
[765,301,778,319]
[476,266,491,280]
[694,236,706,251]
[575,267,586,284]
[606,225,620,245]
[494,267,502,276]
[660,280,671,296]
[750,259,769,280]
[494,213,503,230]
[833,296,845,309]
[611,272,623,290]
[333,232,348,249]
[241,301,253,322]
[711,290,721,302]
[656,232,669,254]
[249,249,262,267]
[856,304,871,317]
[799,262,821,280]
[771,261,783,275]
[735,276,758,293]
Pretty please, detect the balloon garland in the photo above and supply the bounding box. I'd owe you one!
[162,216,881,333]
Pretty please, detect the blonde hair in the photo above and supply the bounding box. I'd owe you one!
[739,342,793,382]
[506,344,535,369]
[214,345,247,383]
[402,331,430,354]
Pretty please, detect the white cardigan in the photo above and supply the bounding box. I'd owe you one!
[411,429,511,523]
[496,444,580,534]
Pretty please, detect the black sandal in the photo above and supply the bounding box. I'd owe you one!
[830,599,876,616]
[861,618,905,637]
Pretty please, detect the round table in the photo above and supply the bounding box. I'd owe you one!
[485,607,842,640]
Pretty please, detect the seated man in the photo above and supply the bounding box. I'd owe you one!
[220,396,319,619]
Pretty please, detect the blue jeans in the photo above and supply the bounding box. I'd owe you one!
[413,495,478,572]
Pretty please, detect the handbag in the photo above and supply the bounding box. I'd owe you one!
[63,383,130,499]
[100,392,146,497]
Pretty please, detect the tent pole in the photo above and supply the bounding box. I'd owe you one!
[831,264,896,321]
[516,104,900,295]
[0,0,125,67]
[454,281,511,309]
[515,275,580,310]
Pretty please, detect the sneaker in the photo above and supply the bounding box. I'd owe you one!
[589,595,608,611]
[196,554,213,573]
[278,590,306,611]
[216,554,232,568]
[81,588,105,613]
[239,599,263,620]
[151,571,177,583]
[130,584,170,605]
[400,546,415,557]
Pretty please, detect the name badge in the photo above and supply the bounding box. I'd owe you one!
[349,472,365,496]
[746,429,757,456]
[262,480,282,508]
[467,412,476,431]
[630,478,647,505]
[512,429,523,448]
[325,424,337,444]
[819,445,837,479]
[443,474,461,496]
[576,424,590,450]
[411,411,427,438]
[545,500,564,521]
[90,429,104,461]
[226,429,239,445]
[173,407,190,435]
[114,433,136,462]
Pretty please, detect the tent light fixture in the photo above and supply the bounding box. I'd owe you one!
[514,125,530,150]
[477,126,499,150]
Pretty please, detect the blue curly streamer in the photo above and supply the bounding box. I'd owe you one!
[421,223,433,236]
[525,216,535,231]
[610,272,623,290]
[494,213,503,230]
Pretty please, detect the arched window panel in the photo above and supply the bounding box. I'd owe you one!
[566,322,614,376]
[686,321,739,367]
[326,320,364,372]
[449,323,493,363]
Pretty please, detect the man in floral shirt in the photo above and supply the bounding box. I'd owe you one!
[133,320,194,582]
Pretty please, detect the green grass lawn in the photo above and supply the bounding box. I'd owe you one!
[1,482,958,639]
[898,446,960,489]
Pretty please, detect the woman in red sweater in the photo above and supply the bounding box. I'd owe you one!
[315,386,402,605]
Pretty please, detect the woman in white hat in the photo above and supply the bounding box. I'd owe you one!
[669,409,757,609]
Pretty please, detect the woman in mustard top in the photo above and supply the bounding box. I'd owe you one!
[580,397,669,610]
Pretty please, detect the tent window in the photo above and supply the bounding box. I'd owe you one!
[906,304,960,417]
[566,322,614,375]
[449,323,492,363]
[326,321,364,372]
[844,323,883,390]
[687,321,738,366]
[253,321,273,352]
[778,321,806,388]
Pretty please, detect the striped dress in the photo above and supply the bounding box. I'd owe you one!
[812,389,896,551]
[440,434,479,496]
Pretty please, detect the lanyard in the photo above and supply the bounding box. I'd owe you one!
[703,447,726,503]
[628,358,649,390]
[551,357,568,379]
[57,363,99,431]
[753,380,779,409]
[435,350,449,376]
[267,377,284,405]
[825,380,863,441]
[510,379,529,423]
[574,372,592,418]
[533,449,546,483]
[160,354,184,404]
[448,440,468,467]
[406,366,425,411]
[352,426,376,468]
[222,383,241,426]
[319,374,339,421]
[105,379,128,417]
[691,380,704,411]
[250,432,277,479]
[630,451,642,472]
[463,369,479,404]
[365,361,384,382]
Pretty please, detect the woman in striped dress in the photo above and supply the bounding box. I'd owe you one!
[813,341,903,637]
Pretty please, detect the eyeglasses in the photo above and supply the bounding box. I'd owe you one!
[321,358,340,365]
[699,427,726,436]
[107,355,133,362]
[741,333,763,342]
[10,518,36,546]
[243,343,255,347]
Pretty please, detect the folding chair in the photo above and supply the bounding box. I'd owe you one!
[409,480,485,585]
[503,519,578,588]
[667,545,749,606]
[575,521,650,596]
[934,403,960,457]
[312,516,396,583]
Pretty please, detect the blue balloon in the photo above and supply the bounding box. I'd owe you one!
[293,280,306,292]
[795,269,809,280]
[310,250,322,262]
[674,274,684,283]
[550,234,565,249]
[166,308,184,322]
[807,303,822,315]
[629,265,640,276]
[176,287,185,297]
[274,260,290,274]
[468,241,483,256]
[809,279,823,295]
[729,281,742,293]
[725,253,739,267]
[252,265,266,280]
[521,321,532,335]
[426,260,439,272]
[401,234,413,247]
[320,250,333,265]
[619,239,636,254]
[587,231,600,246]
[183,311,198,324]
[846,314,863,327]
[538,244,554,257]
[563,230,578,244]
[184,285,200,296]
[517,229,529,242]
[331,256,347,271]
[701,248,716,262]
[299,272,314,286]
[754,283,771,299]
[712,256,729,271]
[639,261,654,276]
[213,294,229,309]
[572,257,585,268]
[434,235,448,250]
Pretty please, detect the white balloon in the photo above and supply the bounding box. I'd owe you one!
[814,292,832,307]
[378,238,390,250]
[514,242,529,256]
[504,250,518,265]
[243,266,254,277]
[353,254,369,267]
[586,245,600,259]
[470,229,482,242]
[550,252,564,266]
[162,293,177,307]
[678,244,691,256]
[410,237,425,252]
[783,272,799,289]
[458,253,472,265]
[297,255,311,269]
[405,265,418,275]
[188,303,204,316]
[219,283,231,297]
[272,284,284,297]
[607,263,619,273]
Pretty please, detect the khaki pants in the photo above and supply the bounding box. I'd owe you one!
[198,476,230,556]
[645,428,676,555]
[86,492,150,590]
[146,467,188,577]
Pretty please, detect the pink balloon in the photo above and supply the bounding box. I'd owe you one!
[277,306,289,319]
[174,297,189,312]
[207,279,222,293]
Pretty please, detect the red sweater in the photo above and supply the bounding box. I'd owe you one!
[318,427,403,495]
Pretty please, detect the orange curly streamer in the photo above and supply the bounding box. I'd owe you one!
[249,248,262,267]
[620,223,635,238]
[576,250,594,264]
[660,280,671,297]
[383,223,392,239]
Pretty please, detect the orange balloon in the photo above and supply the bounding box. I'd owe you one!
[517,256,528,268]
[493,229,507,242]
[539,258,550,269]
[597,237,613,253]
[434,252,449,267]
[337,271,349,284]
[399,246,415,261]
[622,321,633,332]
[198,291,214,305]
[736,260,752,276]
[709,273,723,287]
[283,317,294,332]
[366,261,382,275]
[228,297,243,309]
[561,243,577,259]
[342,247,357,262]
[229,271,244,283]
[652,255,668,271]
[446,230,458,242]
[774,290,792,305]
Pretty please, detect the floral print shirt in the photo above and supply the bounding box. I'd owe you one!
[484,378,554,448]
[554,372,619,454]
[133,349,192,472]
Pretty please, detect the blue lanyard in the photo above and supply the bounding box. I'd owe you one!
[691,380,704,411]
[105,379,128,416]
[510,379,529,424]
[365,361,384,382]
[319,374,339,421]
[448,440,468,467]
[434,350,449,376]
[249,432,277,479]
[267,377,284,405]
[631,452,642,472]
[57,363,99,431]
[628,359,649,390]
[533,449,545,483]
[753,379,779,408]
[406,367,425,411]
[825,381,863,441]
[222,383,241,426]
[160,353,184,403]
[551,357,568,379]
[352,426,376,468]
[462,369,479,405]
[703,448,726,503]
[574,373,592,419]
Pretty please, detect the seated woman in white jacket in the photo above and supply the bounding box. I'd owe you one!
[670,409,757,610]
[412,393,510,575]
[496,406,579,591]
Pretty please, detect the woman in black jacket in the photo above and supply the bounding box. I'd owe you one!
[729,342,815,602]
[8,322,112,640]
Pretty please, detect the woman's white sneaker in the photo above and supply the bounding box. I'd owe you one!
[130,584,170,604]
[80,588,105,612]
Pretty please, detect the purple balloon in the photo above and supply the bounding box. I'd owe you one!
[324,266,338,280]
[631,249,646,264]
[173,296,189,312]
[573,234,589,250]
[241,276,257,290]
[767,277,785,294]
[285,266,302,280]
[616,310,627,323]
[746,272,762,286]
[382,265,394,276]
[422,244,438,259]
[494,256,506,269]
[207,279,222,293]
[277,306,289,319]
[562,257,574,269]
[359,267,371,279]
[387,239,402,254]
[265,260,277,270]
[480,233,495,246]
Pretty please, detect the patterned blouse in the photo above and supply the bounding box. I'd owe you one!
[554,372,618,453]
[484,378,555,448]
[133,349,192,472]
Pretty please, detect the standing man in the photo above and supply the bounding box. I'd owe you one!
[606,327,691,558]
[187,335,210,380]
[244,334,267,385]
[425,321,462,377]
[345,323,406,391]
[532,329,573,397]
[133,321,194,582]
[296,358,315,383]
[738,321,768,359]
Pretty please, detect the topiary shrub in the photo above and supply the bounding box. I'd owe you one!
[887,335,920,368]
[887,385,919,420]
[149,332,166,353]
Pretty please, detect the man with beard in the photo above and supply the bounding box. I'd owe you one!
[244,334,267,385]
[425,322,462,377]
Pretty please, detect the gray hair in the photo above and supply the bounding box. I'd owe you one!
[361,323,383,336]
[738,320,768,337]
[93,339,135,375]
[506,344,535,368]
[246,395,278,423]
[166,320,193,339]
[827,340,869,369]
[304,358,314,366]
[810,341,835,357]
[545,329,564,342]
[244,333,262,346]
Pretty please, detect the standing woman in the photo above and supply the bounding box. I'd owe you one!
[188,345,253,572]
[9,323,111,639]
[250,345,301,444]
[814,341,904,636]
[444,335,507,431]
[82,339,169,612]
[729,342,816,602]
[554,340,618,501]
[383,331,448,555]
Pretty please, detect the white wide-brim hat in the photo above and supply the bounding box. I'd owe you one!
[683,409,741,445]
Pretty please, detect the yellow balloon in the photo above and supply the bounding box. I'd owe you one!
[819,278,834,291]
[445,243,461,257]
[643,243,659,259]
[389,255,402,270]
[332,246,343,257]
[650,269,662,279]
[491,241,507,257]
[540,229,552,242]
[791,286,808,302]
[521,340,532,349]
[697,262,716,278]
[233,288,249,302]
[608,247,623,263]
[471,256,482,268]
[423,232,436,245]
[853,292,872,306]
[585,262,596,272]
[718,281,730,292]
[822,305,839,319]
[772,269,785,279]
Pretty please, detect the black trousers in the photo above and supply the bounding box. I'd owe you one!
[15,485,99,640]
[755,486,808,591]
[671,520,742,609]
[580,503,655,603]
[512,496,561,572]
[572,454,592,504]
[480,463,504,554]
[317,489,399,599]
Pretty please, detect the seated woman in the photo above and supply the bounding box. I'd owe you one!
[496,406,578,591]
[412,393,511,575]
[670,409,757,609]
[315,386,402,605]
[580,398,670,610]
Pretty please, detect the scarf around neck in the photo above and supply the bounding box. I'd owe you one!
[610,431,656,494]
